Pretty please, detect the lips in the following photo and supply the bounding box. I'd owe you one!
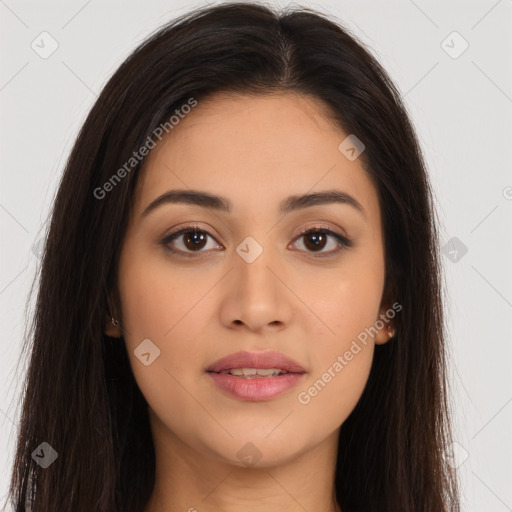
[206,350,306,374]
[206,350,307,401]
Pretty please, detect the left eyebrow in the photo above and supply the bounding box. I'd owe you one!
[141,189,366,219]
[280,190,365,218]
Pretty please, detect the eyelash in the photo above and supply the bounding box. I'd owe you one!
[160,224,353,259]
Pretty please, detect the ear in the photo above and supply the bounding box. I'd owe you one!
[374,312,395,345]
[374,276,398,345]
[374,300,396,345]
[104,292,122,338]
[104,314,122,338]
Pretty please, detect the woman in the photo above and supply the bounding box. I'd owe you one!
[5,2,461,511]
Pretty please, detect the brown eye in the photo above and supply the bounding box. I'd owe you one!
[302,231,328,251]
[161,225,353,259]
[182,230,208,251]
[162,227,222,256]
[293,228,353,256]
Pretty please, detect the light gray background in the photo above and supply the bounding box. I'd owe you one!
[1,0,511,510]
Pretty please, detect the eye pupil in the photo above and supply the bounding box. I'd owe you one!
[184,231,207,251]
[304,232,327,251]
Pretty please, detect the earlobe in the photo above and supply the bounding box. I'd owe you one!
[104,314,122,338]
[374,301,397,345]
[375,323,396,345]
[375,275,399,344]
[105,291,122,338]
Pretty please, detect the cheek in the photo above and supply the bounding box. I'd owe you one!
[294,342,373,445]
[294,283,377,428]
[117,242,188,343]
[302,256,384,345]
[117,244,212,405]
[293,260,383,419]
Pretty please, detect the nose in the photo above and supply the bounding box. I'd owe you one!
[218,243,294,334]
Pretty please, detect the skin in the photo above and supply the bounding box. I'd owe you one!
[105,91,395,512]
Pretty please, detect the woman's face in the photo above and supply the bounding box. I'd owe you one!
[112,92,392,468]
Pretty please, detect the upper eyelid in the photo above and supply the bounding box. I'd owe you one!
[162,224,351,250]
[163,223,347,241]
[163,224,222,244]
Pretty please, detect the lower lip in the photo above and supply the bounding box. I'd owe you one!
[207,371,306,401]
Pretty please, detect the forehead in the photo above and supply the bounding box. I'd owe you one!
[132,92,380,224]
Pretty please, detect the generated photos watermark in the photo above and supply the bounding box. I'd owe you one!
[297,301,402,405]
[93,97,198,200]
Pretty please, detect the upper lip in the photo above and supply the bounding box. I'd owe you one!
[206,350,306,373]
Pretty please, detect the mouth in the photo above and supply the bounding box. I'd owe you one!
[206,350,306,374]
[207,367,299,379]
[205,351,307,401]
[206,369,306,401]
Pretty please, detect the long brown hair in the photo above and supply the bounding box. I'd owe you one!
[5,2,460,511]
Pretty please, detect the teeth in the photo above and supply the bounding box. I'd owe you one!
[220,367,287,377]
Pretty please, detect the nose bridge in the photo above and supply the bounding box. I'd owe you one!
[223,231,291,331]
[235,232,278,296]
